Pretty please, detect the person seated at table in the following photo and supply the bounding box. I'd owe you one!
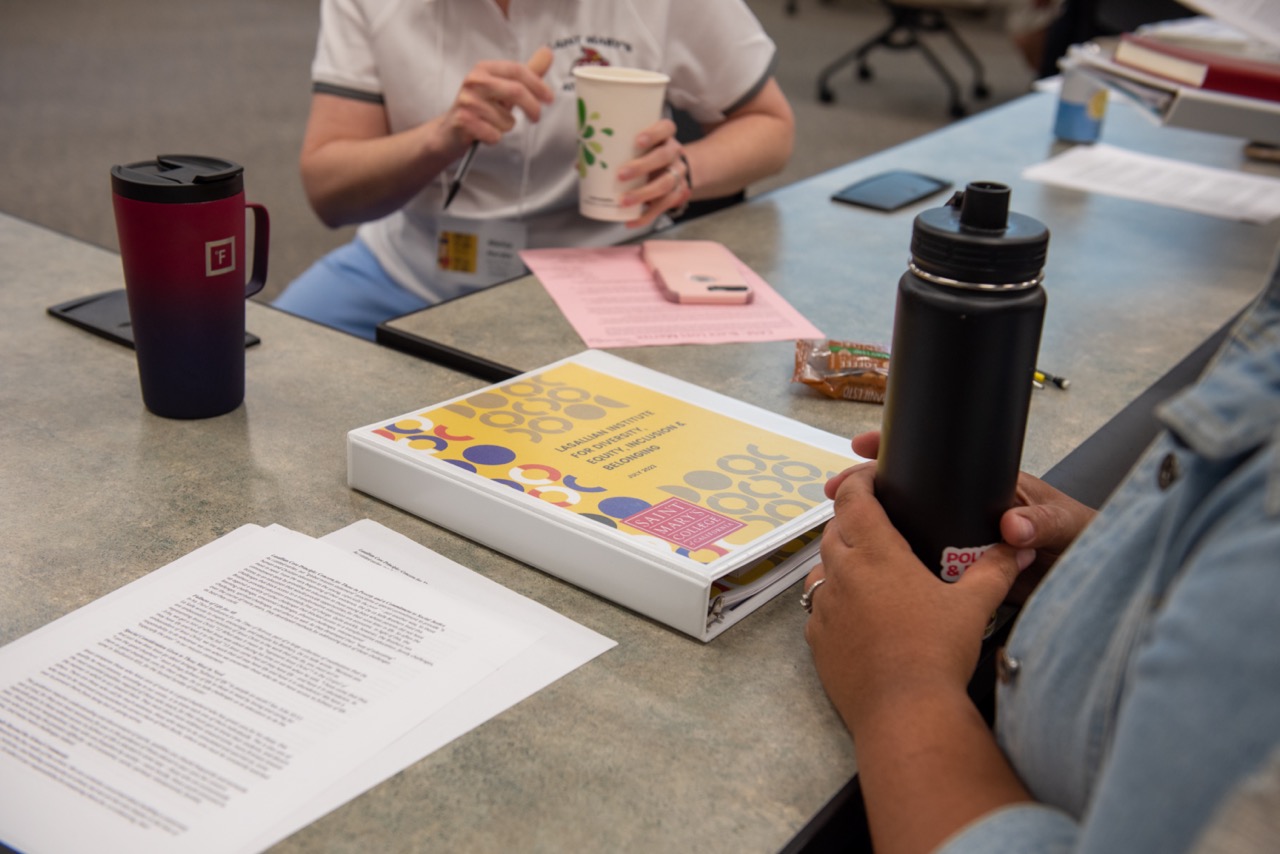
[273,0,795,340]
[1002,0,1067,74]
[802,252,1280,852]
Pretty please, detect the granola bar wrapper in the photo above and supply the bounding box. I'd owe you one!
[793,339,890,404]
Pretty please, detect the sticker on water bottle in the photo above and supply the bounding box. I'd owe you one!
[939,543,994,582]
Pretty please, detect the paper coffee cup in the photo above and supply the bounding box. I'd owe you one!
[572,66,669,222]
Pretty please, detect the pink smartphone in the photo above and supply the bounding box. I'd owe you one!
[641,239,753,304]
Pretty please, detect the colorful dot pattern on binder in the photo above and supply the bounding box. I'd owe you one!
[370,363,851,566]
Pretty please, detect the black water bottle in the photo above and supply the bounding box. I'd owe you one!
[876,181,1049,582]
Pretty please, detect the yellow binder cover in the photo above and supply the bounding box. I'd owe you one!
[347,351,860,640]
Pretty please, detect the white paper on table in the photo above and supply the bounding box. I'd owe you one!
[521,245,823,348]
[0,524,542,854]
[245,519,616,852]
[1022,143,1280,223]
[1137,15,1280,59]
[1176,0,1280,49]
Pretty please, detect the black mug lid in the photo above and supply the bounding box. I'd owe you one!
[111,154,244,204]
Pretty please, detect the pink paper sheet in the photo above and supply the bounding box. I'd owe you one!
[520,245,823,348]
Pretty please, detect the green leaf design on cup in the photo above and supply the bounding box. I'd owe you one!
[576,98,615,178]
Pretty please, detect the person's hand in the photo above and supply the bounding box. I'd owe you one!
[1001,469,1096,604]
[804,461,1033,732]
[617,119,691,229]
[441,46,555,157]
[837,430,1097,605]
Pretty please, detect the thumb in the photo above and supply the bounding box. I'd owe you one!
[956,543,1033,609]
[528,45,554,77]
[525,46,555,107]
[1003,502,1082,552]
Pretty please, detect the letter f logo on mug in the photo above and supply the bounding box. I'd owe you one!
[205,236,237,277]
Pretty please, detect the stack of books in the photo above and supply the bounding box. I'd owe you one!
[1112,33,1280,102]
[1067,10,1280,144]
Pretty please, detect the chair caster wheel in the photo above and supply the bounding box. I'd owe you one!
[949,102,967,118]
[818,85,835,104]
[858,65,873,81]
[974,83,990,99]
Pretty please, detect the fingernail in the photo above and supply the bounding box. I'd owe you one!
[1016,549,1036,571]
[635,134,650,148]
[617,168,632,181]
[1008,515,1035,545]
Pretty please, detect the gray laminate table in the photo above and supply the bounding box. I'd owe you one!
[6,88,1280,853]
[0,212,854,853]
[381,90,1280,480]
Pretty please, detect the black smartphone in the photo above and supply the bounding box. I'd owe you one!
[831,170,952,212]
[48,289,260,349]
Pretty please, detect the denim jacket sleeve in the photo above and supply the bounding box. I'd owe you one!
[937,269,1280,854]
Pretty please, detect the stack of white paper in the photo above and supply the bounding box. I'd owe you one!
[1023,142,1280,223]
[0,520,614,854]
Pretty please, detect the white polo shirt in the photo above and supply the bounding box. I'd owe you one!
[311,0,777,303]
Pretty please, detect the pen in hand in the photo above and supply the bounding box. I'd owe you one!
[442,142,478,211]
[442,46,555,212]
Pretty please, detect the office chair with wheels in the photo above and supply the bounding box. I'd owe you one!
[815,0,991,118]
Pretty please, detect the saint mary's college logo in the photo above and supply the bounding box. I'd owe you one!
[572,47,609,69]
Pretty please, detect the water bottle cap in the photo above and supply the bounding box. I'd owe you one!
[111,155,244,204]
[910,182,1049,286]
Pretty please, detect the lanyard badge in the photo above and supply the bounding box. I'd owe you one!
[436,214,529,285]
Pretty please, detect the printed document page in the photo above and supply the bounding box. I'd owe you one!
[521,245,823,348]
[1178,0,1280,47]
[0,524,543,854]
[1022,143,1280,223]
[247,519,616,851]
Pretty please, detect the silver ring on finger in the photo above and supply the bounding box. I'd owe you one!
[666,165,682,194]
[800,577,826,614]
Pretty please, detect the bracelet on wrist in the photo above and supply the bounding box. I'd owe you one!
[677,151,693,192]
[670,151,693,218]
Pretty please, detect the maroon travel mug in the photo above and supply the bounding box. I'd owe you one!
[111,155,269,419]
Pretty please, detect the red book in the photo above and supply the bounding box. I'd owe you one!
[1113,33,1280,103]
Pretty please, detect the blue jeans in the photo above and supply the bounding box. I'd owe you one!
[272,239,430,341]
